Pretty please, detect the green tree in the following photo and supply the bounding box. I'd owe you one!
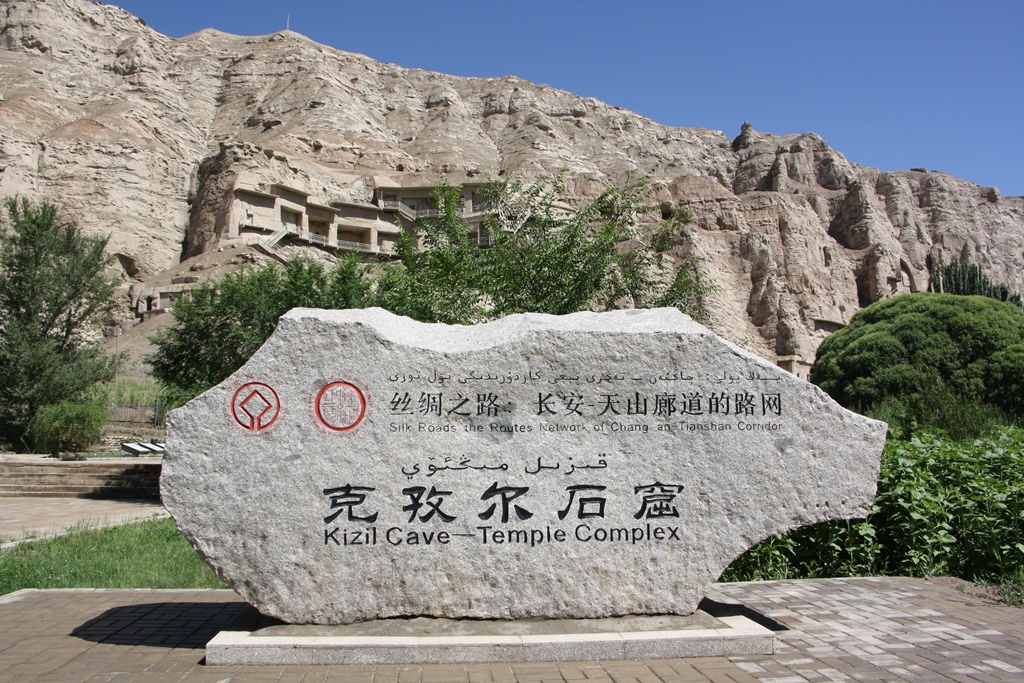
[374,176,714,322]
[481,177,652,315]
[810,293,1024,430]
[929,259,1022,307]
[149,255,370,404]
[371,182,487,324]
[0,198,118,436]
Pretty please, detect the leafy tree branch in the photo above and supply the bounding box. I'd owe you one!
[0,198,118,434]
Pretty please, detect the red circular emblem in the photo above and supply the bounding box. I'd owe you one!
[314,381,367,432]
[230,382,281,432]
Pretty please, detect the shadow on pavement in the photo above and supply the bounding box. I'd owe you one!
[72,601,262,648]
[699,597,789,631]
[71,598,787,649]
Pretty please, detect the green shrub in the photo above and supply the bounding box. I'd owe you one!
[986,343,1024,420]
[1000,570,1024,607]
[721,428,1024,584]
[866,371,1012,440]
[24,401,107,456]
[811,293,1024,412]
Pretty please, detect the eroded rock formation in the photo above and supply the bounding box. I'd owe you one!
[1,0,1021,364]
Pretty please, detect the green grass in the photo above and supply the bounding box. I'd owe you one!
[86,378,167,407]
[996,570,1024,607]
[0,517,226,595]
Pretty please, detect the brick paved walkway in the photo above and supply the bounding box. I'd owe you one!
[0,577,1019,682]
[716,577,1024,682]
[0,497,167,544]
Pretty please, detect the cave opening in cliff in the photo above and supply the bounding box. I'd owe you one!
[116,253,140,279]
[855,271,872,308]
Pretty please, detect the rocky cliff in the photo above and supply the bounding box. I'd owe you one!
[1,0,1021,365]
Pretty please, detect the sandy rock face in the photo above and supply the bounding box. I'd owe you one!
[0,0,1022,363]
[162,308,886,624]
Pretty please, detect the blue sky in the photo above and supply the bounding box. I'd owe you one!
[111,0,1024,196]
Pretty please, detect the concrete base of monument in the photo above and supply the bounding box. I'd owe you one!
[205,603,776,665]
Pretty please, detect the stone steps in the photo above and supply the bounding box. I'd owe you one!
[0,475,156,487]
[0,460,161,500]
[0,484,161,498]
[0,471,157,481]
[0,468,157,479]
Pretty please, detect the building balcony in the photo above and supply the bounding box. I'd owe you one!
[238,218,278,232]
[336,239,375,253]
[379,201,447,220]
[381,200,417,220]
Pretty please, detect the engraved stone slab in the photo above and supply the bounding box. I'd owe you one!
[162,307,886,625]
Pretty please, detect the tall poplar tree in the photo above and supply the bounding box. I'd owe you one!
[0,198,118,434]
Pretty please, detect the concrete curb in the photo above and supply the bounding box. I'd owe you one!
[206,613,774,665]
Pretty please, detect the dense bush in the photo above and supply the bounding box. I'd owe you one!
[721,429,1024,586]
[866,371,1011,440]
[24,401,107,456]
[811,293,1024,419]
[985,343,1024,420]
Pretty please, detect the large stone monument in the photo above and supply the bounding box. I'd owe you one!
[162,307,886,626]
